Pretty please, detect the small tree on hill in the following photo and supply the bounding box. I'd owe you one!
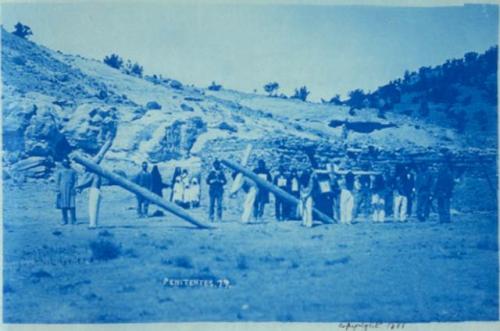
[454,110,467,133]
[208,81,222,91]
[103,54,123,69]
[123,60,143,77]
[347,89,366,110]
[419,101,430,117]
[12,22,33,39]
[130,62,143,77]
[292,86,310,102]
[328,94,343,105]
[264,82,279,96]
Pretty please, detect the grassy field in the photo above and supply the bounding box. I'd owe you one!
[3,181,498,322]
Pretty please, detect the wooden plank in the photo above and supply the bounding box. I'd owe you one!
[221,159,334,224]
[229,144,253,194]
[71,154,212,229]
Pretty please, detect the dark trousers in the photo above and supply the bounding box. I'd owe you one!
[288,191,300,219]
[358,190,372,216]
[137,196,149,217]
[416,191,431,222]
[332,194,340,222]
[254,201,266,219]
[316,194,334,219]
[209,191,223,221]
[61,208,76,224]
[384,191,394,216]
[275,197,287,221]
[407,193,414,217]
[437,196,451,223]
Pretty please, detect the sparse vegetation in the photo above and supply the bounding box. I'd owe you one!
[322,94,343,105]
[291,86,310,101]
[146,101,162,110]
[264,82,279,97]
[208,81,222,91]
[347,89,367,110]
[236,255,248,270]
[173,256,194,269]
[89,240,121,261]
[103,54,123,69]
[124,60,144,77]
[12,22,33,39]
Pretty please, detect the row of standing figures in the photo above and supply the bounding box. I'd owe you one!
[55,143,455,228]
[134,162,202,218]
[203,159,455,227]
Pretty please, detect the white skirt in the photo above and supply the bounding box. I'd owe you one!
[88,187,101,228]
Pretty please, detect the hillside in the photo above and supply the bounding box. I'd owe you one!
[343,47,498,148]
[1,27,493,179]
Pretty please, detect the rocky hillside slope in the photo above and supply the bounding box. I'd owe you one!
[1,28,489,180]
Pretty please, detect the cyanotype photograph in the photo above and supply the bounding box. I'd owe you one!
[1,0,498,326]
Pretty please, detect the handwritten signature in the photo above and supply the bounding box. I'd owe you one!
[338,322,405,331]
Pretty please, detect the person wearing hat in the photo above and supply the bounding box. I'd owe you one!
[206,160,227,222]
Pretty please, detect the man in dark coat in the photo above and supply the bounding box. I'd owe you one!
[133,161,152,218]
[404,165,416,217]
[206,160,227,222]
[434,162,455,223]
[314,169,334,219]
[415,163,433,222]
[356,173,372,218]
[253,159,272,220]
[273,165,290,221]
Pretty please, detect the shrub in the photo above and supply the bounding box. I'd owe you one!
[103,54,123,69]
[347,89,366,110]
[419,101,430,117]
[146,101,162,110]
[12,22,32,39]
[454,110,467,133]
[291,86,310,101]
[169,80,183,90]
[208,81,222,91]
[328,94,343,105]
[124,61,143,77]
[173,256,193,269]
[12,56,26,66]
[89,240,121,261]
[236,255,248,270]
[263,82,279,96]
[218,122,237,133]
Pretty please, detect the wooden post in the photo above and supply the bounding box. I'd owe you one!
[220,159,334,224]
[71,154,212,229]
[229,144,253,194]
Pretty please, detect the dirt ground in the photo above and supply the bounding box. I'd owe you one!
[2,181,498,322]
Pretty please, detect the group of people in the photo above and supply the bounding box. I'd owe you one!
[55,151,456,229]
[216,158,456,227]
[133,162,201,217]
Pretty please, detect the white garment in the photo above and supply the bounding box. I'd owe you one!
[172,181,184,202]
[185,182,200,203]
[242,186,257,223]
[88,187,101,228]
[301,196,314,228]
[340,189,354,224]
[371,194,385,222]
[394,194,408,222]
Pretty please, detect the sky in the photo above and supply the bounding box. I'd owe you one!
[1,2,498,100]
